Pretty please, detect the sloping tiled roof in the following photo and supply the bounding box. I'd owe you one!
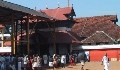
[72,15,120,43]
[0,0,51,18]
[37,31,80,44]
[81,31,116,44]
[40,7,75,20]
[74,15,117,24]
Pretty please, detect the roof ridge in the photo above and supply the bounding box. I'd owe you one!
[101,31,116,42]
[42,7,72,10]
[81,31,98,43]
[66,31,79,41]
[74,15,117,19]
[81,31,116,43]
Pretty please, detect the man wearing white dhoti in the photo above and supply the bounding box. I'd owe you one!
[85,51,89,62]
[61,55,66,68]
[102,53,109,70]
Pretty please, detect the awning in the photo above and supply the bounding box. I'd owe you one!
[0,0,52,19]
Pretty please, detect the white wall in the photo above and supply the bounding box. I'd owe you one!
[0,47,11,53]
[72,44,120,50]
[0,34,11,37]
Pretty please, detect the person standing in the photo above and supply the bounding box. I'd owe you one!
[43,55,48,66]
[21,56,24,70]
[85,51,89,62]
[61,55,66,68]
[37,55,42,70]
[0,55,2,70]
[80,54,85,70]
[23,55,28,70]
[102,53,109,70]
[32,55,38,70]
[0,55,5,70]
[18,56,22,70]
[80,54,85,66]
[70,55,75,66]
[27,56,32,70]
[52,54,58,69]
[49,56,53,68]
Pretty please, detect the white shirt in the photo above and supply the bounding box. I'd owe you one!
[23,56,28,64]
[102,55,109,70]
[102,56,109,64]
[61,55,66,64]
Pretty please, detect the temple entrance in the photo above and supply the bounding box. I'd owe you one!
[28,44,49,56]
[56,44,70,55]
[39,44,49,56]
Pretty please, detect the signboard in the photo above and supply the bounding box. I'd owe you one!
[0,47,11,53]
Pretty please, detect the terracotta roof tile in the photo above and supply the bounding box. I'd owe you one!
[40,7,75,20]
[81,31,116,44]
[72,15,120,43]
[36,31,80,44]
[74,15,117,23]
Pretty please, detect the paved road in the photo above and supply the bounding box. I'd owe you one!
[44,61,120,70]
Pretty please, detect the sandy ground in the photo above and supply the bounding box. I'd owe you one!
[44,61,120,70]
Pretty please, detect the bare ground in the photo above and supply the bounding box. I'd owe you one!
[44,61,120,70]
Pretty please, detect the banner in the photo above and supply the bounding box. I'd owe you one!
[0,47,11,53]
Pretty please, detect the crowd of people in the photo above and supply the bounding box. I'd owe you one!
[0,54,16,70]
[0,54,42,70]
[0,53,89,70]
[0,50,111,70]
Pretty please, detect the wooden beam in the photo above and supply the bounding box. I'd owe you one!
[11,21,15,54]
[27,15,30,55]
[53,22,56,54]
